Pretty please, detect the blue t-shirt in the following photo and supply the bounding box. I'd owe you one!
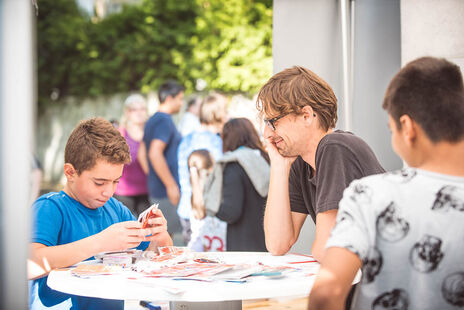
[30,191,149,310]
[177,130,223,219]
[143,112,182,199]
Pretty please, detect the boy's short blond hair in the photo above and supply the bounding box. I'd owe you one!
[64,117,131,174]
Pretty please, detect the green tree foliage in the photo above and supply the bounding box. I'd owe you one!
[192,0,273,93]
[37,0,272,108]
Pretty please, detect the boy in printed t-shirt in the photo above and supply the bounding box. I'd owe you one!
[29,117,172,310]
[308,57,464,309]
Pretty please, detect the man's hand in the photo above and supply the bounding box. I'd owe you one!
[166,183,180,206]
[264,137,297,169]
[96,221,147,252]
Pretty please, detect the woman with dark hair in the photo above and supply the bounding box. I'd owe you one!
[204,118,270,251]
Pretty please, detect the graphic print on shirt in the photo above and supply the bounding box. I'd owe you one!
[441,272,464,307]
[336,210,354,225]
[409,235,444,273]
[372,289,409,310]
[431,185,464,212]
[362,246,383,283]
[383,168,417,184]
[349,182,373,204]
[376,202,410,242]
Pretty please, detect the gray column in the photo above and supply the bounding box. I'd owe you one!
[0,0,35,308]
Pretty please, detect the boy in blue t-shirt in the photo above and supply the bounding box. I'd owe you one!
[29,117,172,310]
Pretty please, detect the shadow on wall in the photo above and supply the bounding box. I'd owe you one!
[36,93,259,192]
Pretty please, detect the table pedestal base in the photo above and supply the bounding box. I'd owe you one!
[169,300,242,310]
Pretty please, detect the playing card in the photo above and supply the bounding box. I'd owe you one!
[138,203,159,228]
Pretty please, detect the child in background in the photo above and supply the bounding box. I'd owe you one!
[29,117,172,310]
[308,57,464,309]
[187,149,227,252]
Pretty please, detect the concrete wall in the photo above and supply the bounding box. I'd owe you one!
[401,0,464,71]
[273,0,402,254]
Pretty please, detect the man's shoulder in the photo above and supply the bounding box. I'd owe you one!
[147,112,172,124]
[320,130,369,149]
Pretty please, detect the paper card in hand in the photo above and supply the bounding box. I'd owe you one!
[138,203,159,229]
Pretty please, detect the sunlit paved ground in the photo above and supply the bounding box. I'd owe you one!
[125,297,308,309]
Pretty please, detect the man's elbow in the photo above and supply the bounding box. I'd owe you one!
[308,282,345,310]
[311,245,325,262]
[265,239,293,256]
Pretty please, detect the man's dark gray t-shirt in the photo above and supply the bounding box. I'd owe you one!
[289,130,385,222]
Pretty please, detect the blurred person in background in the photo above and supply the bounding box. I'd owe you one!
[177,95,201,136]
[142,80,185,242]
[177,93,228,244]
[113,94,150,217]
[204,118,270,252]
[187,149,227,251]
[30,154,43,205]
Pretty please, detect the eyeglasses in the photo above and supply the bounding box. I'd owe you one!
[263,113,288,131]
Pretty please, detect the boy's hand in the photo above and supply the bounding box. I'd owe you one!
[142,209,173,248]
[96,221,147,252]
[143,209,169,241]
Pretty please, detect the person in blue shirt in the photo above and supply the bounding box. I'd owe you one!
[177,93,228,244]
[142,80,185,241]
[29,117,172,310]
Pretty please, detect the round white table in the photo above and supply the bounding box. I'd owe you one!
[47,252,360,310]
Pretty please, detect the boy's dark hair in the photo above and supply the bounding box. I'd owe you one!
[383,57,464,143]
[64,117,131,174]
[222,118,270,163]
[158,80,185,104]
[257,66,338,131]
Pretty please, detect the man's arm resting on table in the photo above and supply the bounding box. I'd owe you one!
[308,247,361,310]
[148,139,179,205]
[311,210,338,262]
[263,164,307,255]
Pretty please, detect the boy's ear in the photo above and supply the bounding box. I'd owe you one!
[63,163,77,182]
[399,115,417,146]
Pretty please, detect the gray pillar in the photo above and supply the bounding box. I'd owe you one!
[0,0,35,308]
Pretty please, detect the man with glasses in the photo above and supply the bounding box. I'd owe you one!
[257,66,384,262]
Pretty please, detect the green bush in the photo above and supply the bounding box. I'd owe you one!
[37,0,272,109]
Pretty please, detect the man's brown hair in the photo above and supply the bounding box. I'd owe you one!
[256,66,338,131]
[64,117,131,174]
[383,57,464,143]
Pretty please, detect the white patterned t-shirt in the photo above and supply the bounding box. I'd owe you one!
[326,168,464,310]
